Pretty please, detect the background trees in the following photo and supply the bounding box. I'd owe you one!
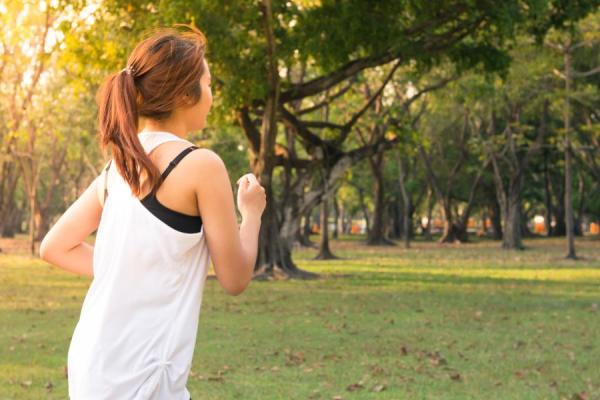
[1,0,599,274]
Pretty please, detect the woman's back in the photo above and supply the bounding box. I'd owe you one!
[39,25,265,399]
[67,131,210,399]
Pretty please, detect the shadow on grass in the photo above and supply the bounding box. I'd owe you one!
[311,270,600,293]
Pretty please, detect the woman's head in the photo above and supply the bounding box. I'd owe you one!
[96,23,211,196]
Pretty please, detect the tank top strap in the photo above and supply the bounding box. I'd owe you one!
[138,131,190,154]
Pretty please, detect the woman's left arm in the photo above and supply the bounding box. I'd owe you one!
[39,176,104,277]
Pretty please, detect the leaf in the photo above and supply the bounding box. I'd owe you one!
[285,351,305,366]
[572,392,588,400]
[514,370,525,379]
[370,365,385,375]
[450,372,462,381]
[427,351,448,366]
[346,382,364,391]
[370,384,386,392]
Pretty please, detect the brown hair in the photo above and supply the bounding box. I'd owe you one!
[96,23,207,197]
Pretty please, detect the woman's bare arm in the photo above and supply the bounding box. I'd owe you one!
[39,176,103,277]
[190,149,262,296]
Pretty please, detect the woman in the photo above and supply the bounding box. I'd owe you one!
[39,24,266,399]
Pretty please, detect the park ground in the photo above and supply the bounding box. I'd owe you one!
[0,235,599,399]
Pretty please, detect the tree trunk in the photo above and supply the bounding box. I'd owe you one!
[490,197,503,240]
[28,187,37,255]
[479,210,488,237]
[252,0,317,279]
[332,194,339,239]
[0,195,21,238]
[574,171,585,237]
[299,210,315,247]
[485,100,548,250]
[366,158,394,246]
[423,187,434,240]
[553,185,566,236]
[396,152,411,247]
[440,207,455,243]
[543,150,554,236]
[502,191,523,249]
[341,208,349,235]
[315,196,338,259]
[0,161,21,237]
[357,187,370,237]
[563,50,576,259]
[391,197,403,239]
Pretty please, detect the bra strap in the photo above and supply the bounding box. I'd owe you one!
[143,145,199,200]
[160,145,199,182]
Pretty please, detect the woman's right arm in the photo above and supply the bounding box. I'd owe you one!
[190,149,265,296]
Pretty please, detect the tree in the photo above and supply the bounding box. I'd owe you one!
[545,11,600,258]
[92,0,600,276]
[0,0,90,253]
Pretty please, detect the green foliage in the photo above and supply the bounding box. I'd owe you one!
[91,0,600,112]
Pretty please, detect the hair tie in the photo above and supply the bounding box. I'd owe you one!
[121,65,135,75]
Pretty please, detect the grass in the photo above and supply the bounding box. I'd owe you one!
[1,235,599,399]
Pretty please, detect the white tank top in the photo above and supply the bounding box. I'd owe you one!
[67,131,210,399]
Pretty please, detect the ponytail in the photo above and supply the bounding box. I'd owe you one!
[96,24,207,197]
[97,68,161,197]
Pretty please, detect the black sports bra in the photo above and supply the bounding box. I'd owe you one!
[103,145,203,234]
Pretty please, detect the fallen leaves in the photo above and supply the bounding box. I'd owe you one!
[427,351,448,366]
[190,364,232,383]
[321,353,343,361]
[371,383,386,392]
[344,381,387,393]
[346,382,364,391]
[20,379,32,388]
[369,365,385,376]
[450,372,462,381]
[285,350,305,366]
[514,370,526,379]
[572,392,589,400]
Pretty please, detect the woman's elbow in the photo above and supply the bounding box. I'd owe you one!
[224,281,249,296]
[39,236,53,261]
[215,260,253,296]
[220,272,251,296]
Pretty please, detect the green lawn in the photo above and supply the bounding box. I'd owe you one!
[1,235,599,399]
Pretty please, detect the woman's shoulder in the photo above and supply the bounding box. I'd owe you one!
[185,146,226,174]
[182,147,230,196]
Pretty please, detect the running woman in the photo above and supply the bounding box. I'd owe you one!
[39,24,266,399]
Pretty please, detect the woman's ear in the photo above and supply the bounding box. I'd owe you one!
[181,93,193,107]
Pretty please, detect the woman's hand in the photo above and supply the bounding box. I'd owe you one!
[236,173,266,219]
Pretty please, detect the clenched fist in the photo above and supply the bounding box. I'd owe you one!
[236,173,266,219]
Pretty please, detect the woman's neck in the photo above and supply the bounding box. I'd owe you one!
[138,117,187,138]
